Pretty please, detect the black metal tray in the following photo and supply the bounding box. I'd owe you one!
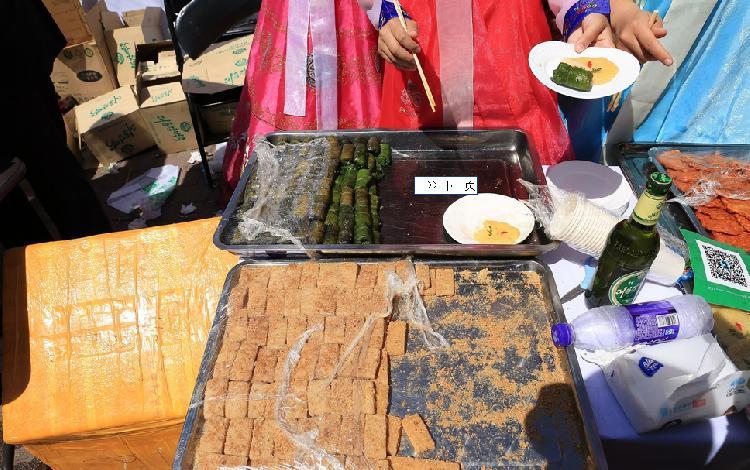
[214,130,559,258]
[173,259,606,469]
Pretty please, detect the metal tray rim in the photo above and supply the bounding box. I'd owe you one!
[213,129,557,259]
[173,258,606,469]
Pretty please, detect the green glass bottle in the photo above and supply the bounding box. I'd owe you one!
[585,172,673,307]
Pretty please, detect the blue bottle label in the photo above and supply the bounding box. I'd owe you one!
[638,356,664,377]
[626,300,680,345]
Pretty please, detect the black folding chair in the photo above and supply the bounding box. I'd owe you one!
[162,0,260,188]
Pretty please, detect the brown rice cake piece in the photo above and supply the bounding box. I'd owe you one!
[415,264,431,292]
[265,288,286,316]
[355,380,376,415]
[434,268,455,296]
[282,380,308,419]
[242,265,272,290]
[203,378,228,418]
[346,456,373,469]
[246,317,269,346]
[229,342,258,382]
[394,259,413,283]
[336,290,357,317]
[300,287,319,317]
[267,317,288,349]
[401,414,435,454]
[228,285,249,310]
[324,316,347,344]
[212,340,242,380]
[375,352,389,415]
[283,287,302,316]
[253,347,278,383]
[224,417,253,457]
[388,457,459,470]
[286,315,308,347]
[272,420,297,463]
[247,383,274,418]
[249,419,275,460]
[291,343,319,384]
[308,379,331,416]
[225,381,250,418]
[317,414,343,454]
[315,343,340,379]
[368,318,386,349]
[328,378,355,415]
[282,264,302,292]
[376,262,398,287]
[344,317,365,347]
[386,415,401,456]
[225,309,249,342]
[385,321,407,356]
[300,262,319,288]
[267,268,287,290]
[340,415,364,456]
[247,289,267,315]
[194,452,245,470]
[356,264,379,288]
[363,414,387,460]
[196,416,229,454]
[356,348,381,380]
[319,262,358,289]
[315,286,339,315]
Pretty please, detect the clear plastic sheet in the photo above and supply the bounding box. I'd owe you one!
[520,180,687,285]
[188,260,448,470]
[235,137,336,252]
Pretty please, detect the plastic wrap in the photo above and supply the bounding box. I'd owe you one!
[185,260,452,470]
[2,218,238,470]
[520,180,687,285]
[235,138,335,251]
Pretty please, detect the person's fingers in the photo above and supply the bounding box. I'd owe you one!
[619,33,647,62]
[378,37,396,65]
[567,29,583,45]
[391,22,420,53]
[575,18,606,52]
[382,27,416,64]
[406,19,419,38]
[634,23,673,65]
[652,26,668,39]
[596,26,615,48]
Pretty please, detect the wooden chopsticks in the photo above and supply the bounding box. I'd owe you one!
[392,0,437,112]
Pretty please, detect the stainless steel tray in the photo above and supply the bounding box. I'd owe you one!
[618,142,750,242]
[214,130,559,258]
[173,259,606,469]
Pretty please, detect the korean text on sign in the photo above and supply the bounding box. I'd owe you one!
[414,177,478,195]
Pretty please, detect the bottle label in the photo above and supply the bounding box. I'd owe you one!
[632,191,667,226]
[626,300,681,345]
[608,269,648,305]
[638,356,664,377]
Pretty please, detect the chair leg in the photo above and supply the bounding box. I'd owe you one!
[2,443,14,470]
[17,179,61,240]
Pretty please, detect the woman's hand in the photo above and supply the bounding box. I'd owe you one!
[610,0,673,65]
[378,18,420,71]
[567,13,615,52]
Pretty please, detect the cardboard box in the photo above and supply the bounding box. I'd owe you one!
[42,0,91,45]
[75,87,155,164]
[103,7,164,87]
[139,83,198,154]
[50,1,118,103]
[182,35,253,94]
[51,40,117,103]
[135,41,198,154]
[201,101,239,136]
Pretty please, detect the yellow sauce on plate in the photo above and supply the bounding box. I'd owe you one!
[563,57,619,85]
[473,220,521,244]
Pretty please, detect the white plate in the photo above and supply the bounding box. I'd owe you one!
[442,194,535,245]
[546,161,632,216]
[528,41,640,99]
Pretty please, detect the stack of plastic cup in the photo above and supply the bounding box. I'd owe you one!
[549,193,619,257]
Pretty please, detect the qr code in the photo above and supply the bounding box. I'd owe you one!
[697,241,750,291]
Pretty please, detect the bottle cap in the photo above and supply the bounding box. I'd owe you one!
[646,172,673,196]
[551,323,574,347]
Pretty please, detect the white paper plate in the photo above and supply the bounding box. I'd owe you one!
[528,41,640,99]
[546,161,632,216]
[442,194,535,245]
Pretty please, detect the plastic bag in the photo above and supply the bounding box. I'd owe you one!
[107,164,180,219]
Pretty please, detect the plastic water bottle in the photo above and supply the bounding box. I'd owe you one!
[551,295,714,351]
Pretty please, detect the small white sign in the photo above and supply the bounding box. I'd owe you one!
[415,177,478,195]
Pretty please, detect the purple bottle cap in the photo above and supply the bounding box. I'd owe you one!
[551,323,573,347]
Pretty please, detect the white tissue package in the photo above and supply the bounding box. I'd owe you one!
[603,334,750,433]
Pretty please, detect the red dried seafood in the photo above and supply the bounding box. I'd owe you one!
[656,150,750,251]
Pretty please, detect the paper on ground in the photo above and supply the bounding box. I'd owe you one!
[107,164,180,219]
